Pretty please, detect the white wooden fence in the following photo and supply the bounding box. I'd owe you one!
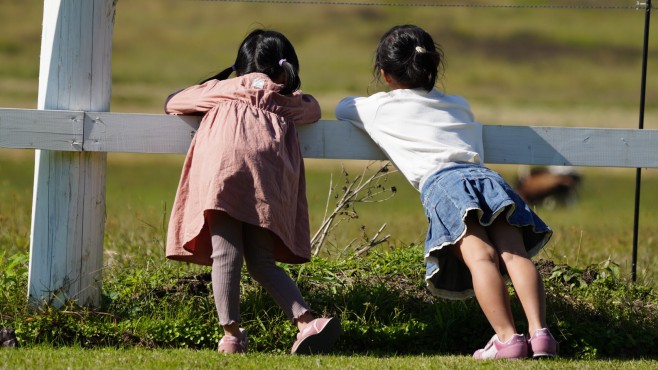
[4,108,658,167]
[0,0,655,307]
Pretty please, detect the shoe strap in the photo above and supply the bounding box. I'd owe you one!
[301,319,321,336]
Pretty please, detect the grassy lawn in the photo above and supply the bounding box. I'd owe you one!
[1,347,658,370]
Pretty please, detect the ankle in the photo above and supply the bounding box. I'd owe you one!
[223,322,242,338]
[528,324,549,336]
[295,312,315,332]
[494,329,518,343]
[527,315,548,333]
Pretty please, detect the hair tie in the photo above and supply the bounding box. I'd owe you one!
[415,46,426,54]
[278,58,287,67]
[231,65,236,71]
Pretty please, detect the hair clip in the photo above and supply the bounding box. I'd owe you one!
[278,59,287,67]
[415,46,426,54]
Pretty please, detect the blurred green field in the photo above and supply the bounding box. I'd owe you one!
[1,1,658,281]
[2,151,658,286]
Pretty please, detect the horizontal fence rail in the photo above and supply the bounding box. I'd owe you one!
[2,108,658,168]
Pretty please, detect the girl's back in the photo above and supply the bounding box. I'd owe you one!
[166,39,321,266]
[336,87,483,190]
[336,24,557,360]
[166,74,320,125]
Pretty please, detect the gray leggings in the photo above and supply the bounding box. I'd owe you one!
[208,211,311,326]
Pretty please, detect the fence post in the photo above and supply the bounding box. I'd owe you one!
[28,0,115,307]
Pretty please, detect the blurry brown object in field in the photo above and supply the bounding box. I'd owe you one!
[515,166,581,209]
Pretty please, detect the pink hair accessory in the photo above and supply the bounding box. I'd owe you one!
[278,58,287,66]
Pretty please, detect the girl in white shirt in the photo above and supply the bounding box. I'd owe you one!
[335,25,557,360]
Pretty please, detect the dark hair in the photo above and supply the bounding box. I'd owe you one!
[374,25,444,92]
[200,29,301,95]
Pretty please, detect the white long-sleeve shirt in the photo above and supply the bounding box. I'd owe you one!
[335,88,484,191]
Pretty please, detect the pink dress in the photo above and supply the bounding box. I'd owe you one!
[165,73,321,266]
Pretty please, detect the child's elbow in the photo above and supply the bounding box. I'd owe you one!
[164,106,183,115]
[298,110,321,125]
[164,95,178,114]
[164,89,189,114]
[334,106,351,122]
[334,98,357,120]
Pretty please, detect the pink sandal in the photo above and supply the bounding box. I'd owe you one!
[290,317,341,355]
[218,328,248,354]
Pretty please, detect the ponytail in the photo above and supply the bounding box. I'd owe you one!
[198,30,302,94]
[199,65,234,85]
[278,59,300,95]
[411,47,442,91]
[374,25,444,92]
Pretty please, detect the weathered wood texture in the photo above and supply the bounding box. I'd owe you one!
[28,0,115,307]
[2,108,658,168]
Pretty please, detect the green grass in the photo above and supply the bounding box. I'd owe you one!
[2,153,658,360]
[2,348,658,370]
[1,240,658,363]
[3,151,658,283]
[2,347,656,370]
[2,152,658,282]
[2,153,658,368]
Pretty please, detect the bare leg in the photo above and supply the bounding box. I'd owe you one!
[452,214,517,341]
[207,211,244,338]
[487,216,547,335]
[242,223,314,332]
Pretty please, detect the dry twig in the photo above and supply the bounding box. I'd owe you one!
[311,162,397,256]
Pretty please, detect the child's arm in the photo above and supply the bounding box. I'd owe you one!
[282,90,321,125]
[295,93,322,125]
[164,80,227,115]
[334,96,378,131]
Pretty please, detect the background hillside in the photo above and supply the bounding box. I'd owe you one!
[1,0,657,127]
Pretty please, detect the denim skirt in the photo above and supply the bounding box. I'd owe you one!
[420,164,552,300]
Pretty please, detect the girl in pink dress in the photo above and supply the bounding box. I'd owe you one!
[165,29,340,355]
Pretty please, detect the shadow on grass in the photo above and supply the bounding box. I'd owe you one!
[2,253,657,360]
[229,257,658,359]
